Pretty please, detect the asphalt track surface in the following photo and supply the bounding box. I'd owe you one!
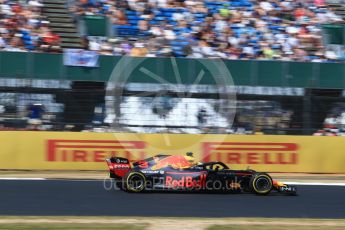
[0,180,345,218]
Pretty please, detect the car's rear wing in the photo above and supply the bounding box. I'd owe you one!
[105,157,131,179]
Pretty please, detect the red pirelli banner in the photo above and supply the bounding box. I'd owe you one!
[0,131,344,172]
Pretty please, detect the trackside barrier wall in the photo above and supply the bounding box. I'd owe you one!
[1,52,345,88]
[0,131,345,173]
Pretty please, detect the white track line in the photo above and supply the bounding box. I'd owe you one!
[284,181,345,186]
[0,178,46,180]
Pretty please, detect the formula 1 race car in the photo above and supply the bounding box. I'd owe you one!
[105,154,297,195]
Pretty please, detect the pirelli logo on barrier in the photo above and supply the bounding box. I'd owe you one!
[202,142,298,165]
[0,132,342,172]
[45,139,298,165]
[46,140,147,162]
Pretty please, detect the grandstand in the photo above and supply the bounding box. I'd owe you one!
[71,0,345,60]
[1,0,344,60]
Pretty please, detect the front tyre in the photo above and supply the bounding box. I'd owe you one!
[124,171,146,193]
[249,173,273,195]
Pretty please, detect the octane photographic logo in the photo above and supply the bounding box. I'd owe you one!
[105,56,237,158]
[103,175,243,192]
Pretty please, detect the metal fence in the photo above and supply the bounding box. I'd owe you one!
[1,53,345,134]
[1,82,341,135]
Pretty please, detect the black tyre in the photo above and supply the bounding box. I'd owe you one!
[124,171,146,193]
[249,173,273,195]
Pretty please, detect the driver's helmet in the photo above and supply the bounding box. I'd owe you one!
[185,152,195,164]
[186,152,194,157]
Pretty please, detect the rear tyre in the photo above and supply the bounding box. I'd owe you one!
[249,173,273,195]
[124,171,146,193]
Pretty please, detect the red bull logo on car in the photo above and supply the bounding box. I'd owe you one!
[165,173,207,188]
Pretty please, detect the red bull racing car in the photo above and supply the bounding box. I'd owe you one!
[105,153,297,195]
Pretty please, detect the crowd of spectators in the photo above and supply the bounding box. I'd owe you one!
[1,0,344,61]
[0,0,61,52]
[73,0,345,62]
